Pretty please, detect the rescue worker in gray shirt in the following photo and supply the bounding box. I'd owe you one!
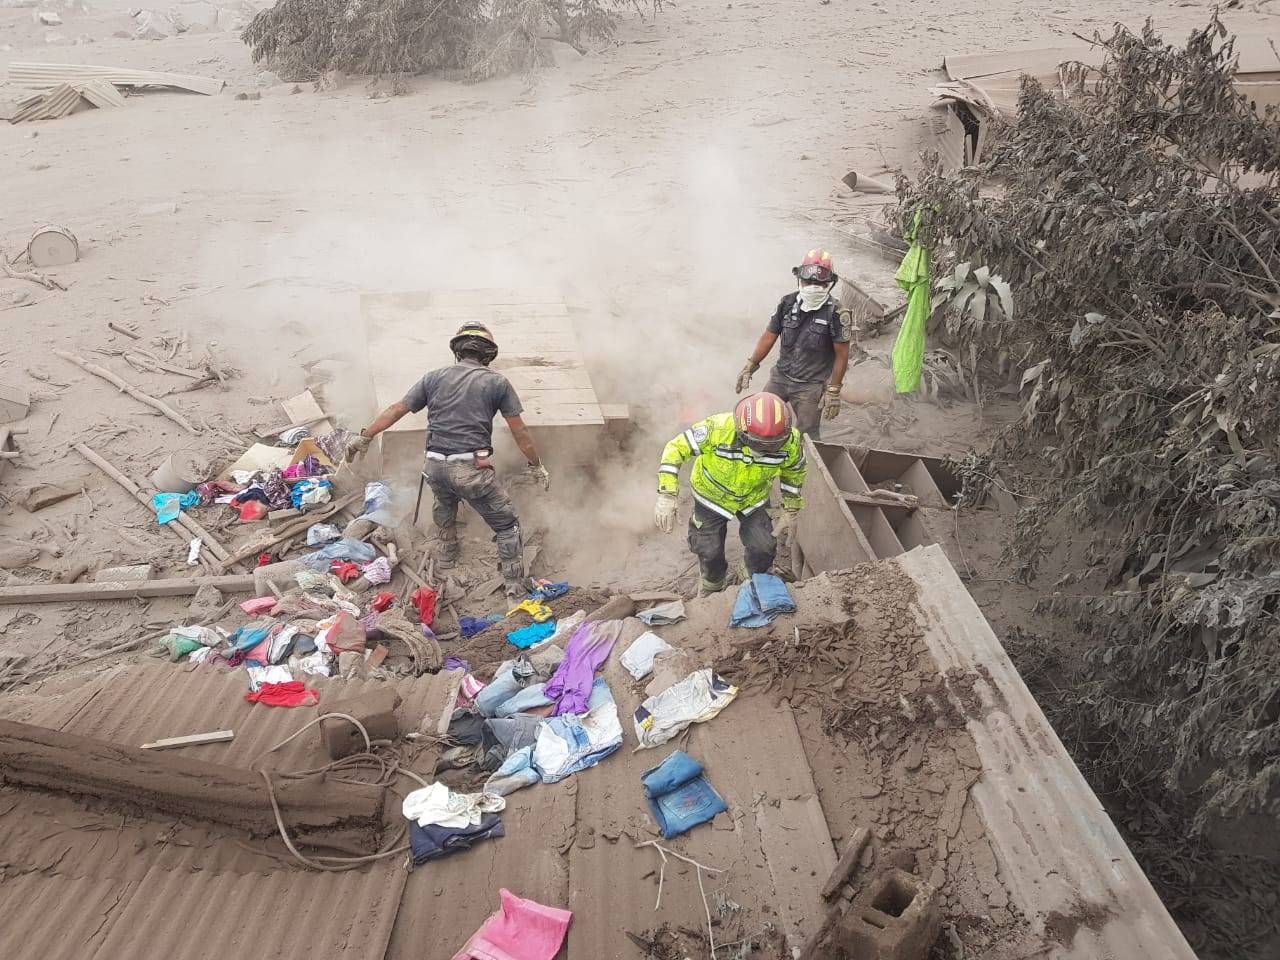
[734,248,854,438]
[347,323,550,597]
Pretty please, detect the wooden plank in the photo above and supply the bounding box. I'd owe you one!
[0,574,258,605]
[140,730,235,750]
[897,546,1199,960]
[796,436,876,573]
[281,389,332,437]
[820,826,871,899]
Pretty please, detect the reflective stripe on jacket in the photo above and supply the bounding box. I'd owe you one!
[657,412,806,515]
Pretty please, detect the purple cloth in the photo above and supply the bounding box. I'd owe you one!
[544,619,624,716]
[444,656,471,673]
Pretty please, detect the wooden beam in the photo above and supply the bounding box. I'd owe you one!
[820,826,871,900]
[0,573,258,605]
[55,350,198,434]
[141,730,235,750]
[0,718,383,854]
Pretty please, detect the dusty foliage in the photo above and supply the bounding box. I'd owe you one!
[243,0,656,81]
[899,16,1280,956]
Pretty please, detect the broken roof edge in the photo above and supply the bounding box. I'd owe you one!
[897,545,1198,960]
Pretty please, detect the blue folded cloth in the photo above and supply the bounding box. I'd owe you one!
[641,750,727,839]
[459,616,492,639]
[730,573,796,628]
[409,814,505,864]
[507,619,556,649]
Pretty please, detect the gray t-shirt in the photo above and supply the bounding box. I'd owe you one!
[402,360,523,455]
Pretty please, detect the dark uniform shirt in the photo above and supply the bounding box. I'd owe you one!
[402,360,523,455]
[766,292,854,385]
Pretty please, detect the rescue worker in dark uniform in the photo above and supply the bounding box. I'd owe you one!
[347,323,550,597]
[734,248,855,437]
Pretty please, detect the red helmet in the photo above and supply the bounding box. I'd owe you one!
[734,392,793,454]
[793,248,836,283]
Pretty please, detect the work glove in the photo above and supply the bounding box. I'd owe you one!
[528,463,551,491]
[345,431,373,461]
[822,384,842,421]
[773,506,801,538]
[654,493,678,534]
[735,359,760,395]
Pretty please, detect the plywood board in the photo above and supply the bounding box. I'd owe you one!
[361,290,604,431]
[281,389,332,436]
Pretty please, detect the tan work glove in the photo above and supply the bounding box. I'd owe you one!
[528,463,551,491]
[654,493,678,534]
[735,359,760,394]
[345,431,373,461]
[822,384,842,421]
[773,506,801,538]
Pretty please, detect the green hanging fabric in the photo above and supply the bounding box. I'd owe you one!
[892,214,931,394]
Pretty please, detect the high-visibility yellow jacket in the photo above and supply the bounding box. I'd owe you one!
[657,413,806,517]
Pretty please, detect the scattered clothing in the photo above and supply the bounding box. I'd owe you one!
[227,621,273,653]
[240,596,278,616]
[444,656,471,673]
[410,814,504,865]
[507,620,556,650]
[402,781,506,829]
[452,889,572,960]
[293,651,331,676]
[620,631,676,680]
[634,669,739,749]
[300,538,377,571]
[481,715,545,769]
[457,673,486,706]
[330,560,361,583]
[315,612,366,656]
[261,469,292,510]
[447,708,487,746]
[411,587,438,627]
[530,579,569,601]
[290,477,332,508]
[371,591,397,613]
[245,680,319,708]
[306,523,342,545]
[157,633,202,661]
[151,490,199,525]
[475,646,564,718]
[545,619,626,716]
[460,616,493,639]
[730,573,796,628]
[534,678,623,782]
[641,750,727,838]
[507,598,553,623]
[356,481,394,527]
[637,599,686,626]
[361,556,392,585]
[484,747,540,798]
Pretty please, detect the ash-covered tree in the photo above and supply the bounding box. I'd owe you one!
[899,15,1280,957]
[243,0,659,81]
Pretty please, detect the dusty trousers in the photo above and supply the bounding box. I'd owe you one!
[687,500,776,586]
[423,459,524,584]
[764,372,825,438]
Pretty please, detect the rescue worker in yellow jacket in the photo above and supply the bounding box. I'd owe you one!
[654,392,806,594]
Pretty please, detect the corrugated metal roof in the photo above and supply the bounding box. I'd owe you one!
[93,862,405,960]
[0,873,134,960]
[7,661,460,773]
[74,79,127,110]
[7,62,223,96]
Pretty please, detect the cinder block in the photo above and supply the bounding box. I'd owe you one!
[843,868,941,960]
[94,564,154,582]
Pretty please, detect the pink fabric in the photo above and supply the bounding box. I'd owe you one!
[452,889,571,960]
[240,596,278,615]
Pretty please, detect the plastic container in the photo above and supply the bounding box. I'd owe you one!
[150,450,205,493]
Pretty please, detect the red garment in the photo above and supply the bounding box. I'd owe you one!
[239,500,268,521]
[245,681,319,708]
[371,591,396,613]
[331,560,361,583]
[411,587,438,627]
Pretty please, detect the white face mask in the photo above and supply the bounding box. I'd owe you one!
[798,283,830,311]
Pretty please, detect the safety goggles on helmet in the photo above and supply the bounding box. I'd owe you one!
[796,263,833,283]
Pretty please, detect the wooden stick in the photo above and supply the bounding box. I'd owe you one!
[55,349,198,434]
[216,492,362,570]
[107,321,141,340]
[820,826,872,900]
[0,451,19,460]
[0,573,258,605]
[72,442,226,571]
[141,730,235,750]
